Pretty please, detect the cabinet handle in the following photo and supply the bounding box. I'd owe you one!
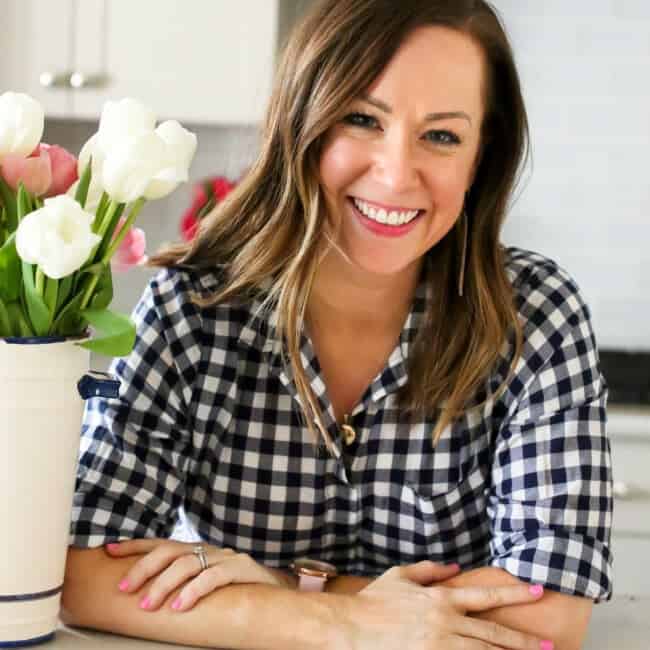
[39,71,72,88]
[69,71,108,89]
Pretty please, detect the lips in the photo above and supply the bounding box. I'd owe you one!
[347,196,424,237]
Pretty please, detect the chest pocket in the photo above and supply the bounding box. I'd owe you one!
[358,416,491,563]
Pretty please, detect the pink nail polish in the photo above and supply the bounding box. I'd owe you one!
[171,597,182,610]
[540,641,554,650]
[118,579,130,592]
[140,596,151,610]
[529,584,544,597]
[106,543,120,551]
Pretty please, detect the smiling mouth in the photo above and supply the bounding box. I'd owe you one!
[348,196,425,226]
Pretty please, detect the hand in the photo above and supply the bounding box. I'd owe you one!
[341,561,550,650]
[105,538,296,612]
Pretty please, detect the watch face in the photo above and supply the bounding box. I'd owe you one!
[290,558,338,579]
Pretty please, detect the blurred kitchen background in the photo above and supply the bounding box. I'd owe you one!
[2,0,648,598]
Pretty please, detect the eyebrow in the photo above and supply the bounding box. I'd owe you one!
[360,94,472,126]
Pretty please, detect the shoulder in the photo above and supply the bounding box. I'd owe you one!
[144,265,223,315]
[503,245,593,345]
[137,265,265,359]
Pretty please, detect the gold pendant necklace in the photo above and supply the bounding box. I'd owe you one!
[341,413,357,446]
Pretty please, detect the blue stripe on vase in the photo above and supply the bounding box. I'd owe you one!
[0,586,62,602]
[2,336,68,345]
[0,632,56,648]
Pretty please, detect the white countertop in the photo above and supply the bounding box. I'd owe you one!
[608,405,650,439]
[52,596,649,649]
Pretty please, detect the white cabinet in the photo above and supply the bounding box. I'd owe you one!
[1,1,76,116]
[608,407,650,597]
[1,0,288,125]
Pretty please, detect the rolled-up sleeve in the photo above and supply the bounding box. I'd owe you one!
[488,269,613,602]
[69,269,201,548]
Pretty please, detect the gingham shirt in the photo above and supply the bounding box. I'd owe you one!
[70,246,613,603]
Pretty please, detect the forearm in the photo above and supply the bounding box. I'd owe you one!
[441,566,592,650]
[61,547,346,650]
[326,565,591,649]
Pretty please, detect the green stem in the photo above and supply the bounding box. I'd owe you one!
[79,197,146,310]
[35,268,45,296]
[102,197,146,262]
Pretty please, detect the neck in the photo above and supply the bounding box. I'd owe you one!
[306,248,422,336]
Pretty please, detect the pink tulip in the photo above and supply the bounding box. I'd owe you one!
[0,147,52,196]
[110,217,147,272]
[40,143,78,196]
[0,143,78,197]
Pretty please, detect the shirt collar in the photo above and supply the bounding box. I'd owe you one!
[236,273,429,413]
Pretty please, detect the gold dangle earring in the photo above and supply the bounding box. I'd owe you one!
[457,206,468,298]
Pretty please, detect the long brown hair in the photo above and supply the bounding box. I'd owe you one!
[149,0,528,451]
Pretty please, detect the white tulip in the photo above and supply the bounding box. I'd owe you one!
[0,92,45,158]
[102,131,169,203]
[144,120,198,200]
[15,195,101,279]
[96,97,156,152]
[76,98,196,203]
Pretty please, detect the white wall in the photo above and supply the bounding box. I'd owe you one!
[491,0,650,350]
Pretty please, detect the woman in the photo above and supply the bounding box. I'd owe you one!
[63,1,612,648]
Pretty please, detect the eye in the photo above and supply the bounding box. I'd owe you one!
[425,130,461,146]
[342,112,378,128]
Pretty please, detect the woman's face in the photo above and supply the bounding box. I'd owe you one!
[319,25,486,278]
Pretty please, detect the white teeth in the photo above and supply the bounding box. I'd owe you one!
[352,197,420,225]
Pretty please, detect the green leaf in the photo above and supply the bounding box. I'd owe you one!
[0,296,11,336]
[78,308,136,357]
[21,261,51,335]
[94,202,126,262]
[92,192,110,234]
[77,261,107,278]
[43,276,59,315]
[6,301,34,337]
[51,291,84,335]
[0,205,8,246]
[0,175,17,232]
[88,264,113,311]
[55,274,75,314]
[74,159,93,209]
[0,233,21,303]
[16,183,33,220]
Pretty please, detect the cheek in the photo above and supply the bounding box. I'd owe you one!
[319,136,364,196]
[424,163,470,212]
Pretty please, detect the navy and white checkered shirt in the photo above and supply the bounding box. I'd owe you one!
[69,246,613,603]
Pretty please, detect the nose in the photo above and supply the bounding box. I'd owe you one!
[372,131,421,193]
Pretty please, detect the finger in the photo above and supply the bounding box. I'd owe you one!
[450,638,515,650]
[457,614,548,650]
[118,544,184,594]
[105,538,163,556]
[171,555,279,612]
[399,560,462,585]
[446,582,545,613]
[140,554,205,611]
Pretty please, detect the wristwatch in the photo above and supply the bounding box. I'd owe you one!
[289,558,338,592]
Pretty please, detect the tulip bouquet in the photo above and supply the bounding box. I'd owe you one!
[0,92,197,356]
